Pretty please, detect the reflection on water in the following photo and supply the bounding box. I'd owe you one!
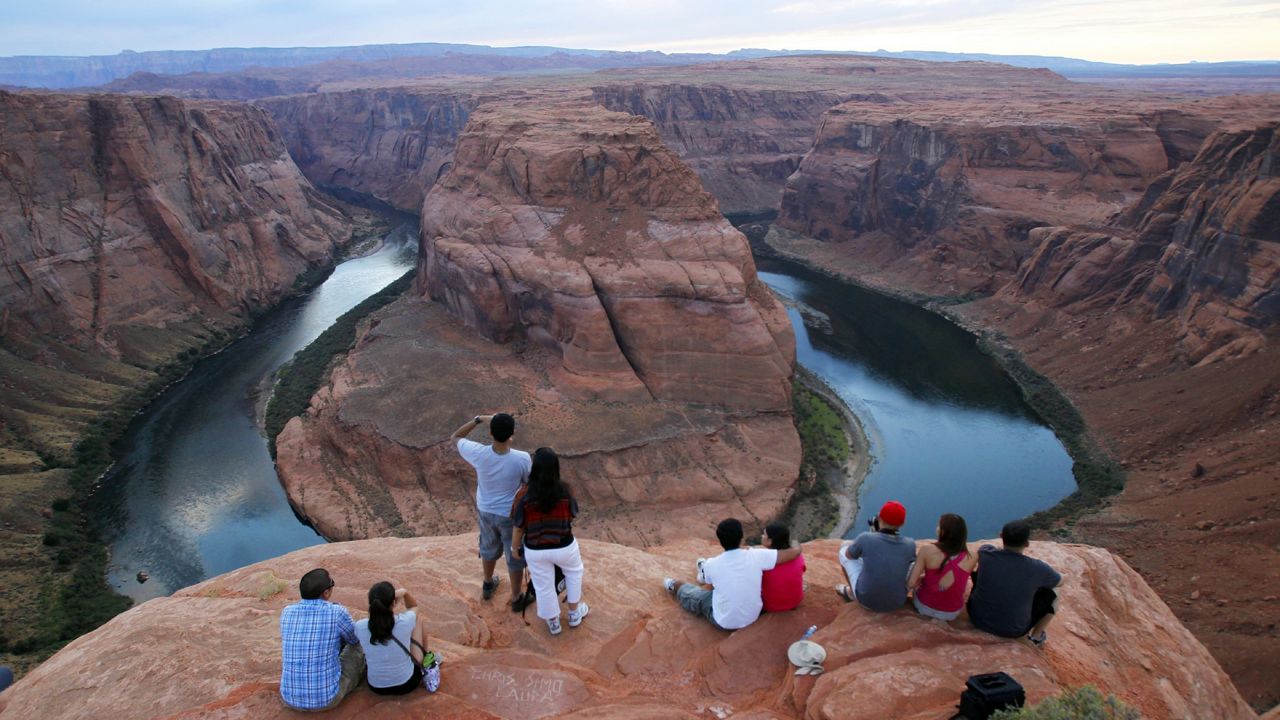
[92,226,418,601]
[757,257,1076,540]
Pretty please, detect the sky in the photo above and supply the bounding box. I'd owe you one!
[2,0,1278,64]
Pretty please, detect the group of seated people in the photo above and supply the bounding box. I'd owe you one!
[276,413,1062,711]
[664,500,1061,647]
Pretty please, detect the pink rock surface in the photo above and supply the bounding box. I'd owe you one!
[0,537,1255,719]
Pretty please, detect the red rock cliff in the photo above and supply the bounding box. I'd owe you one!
[258,88,474,213]
[0,90,350,457]
[274,101,799,545]
[1012,122,1280,363]
[0,536,1257,720]
[592,83,845,215]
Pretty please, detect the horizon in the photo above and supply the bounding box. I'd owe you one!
[2,0,1278,65]
[2,40,1279,68]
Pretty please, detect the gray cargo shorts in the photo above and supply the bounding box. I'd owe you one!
[478,510,526,571]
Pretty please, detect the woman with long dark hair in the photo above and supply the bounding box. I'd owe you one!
[353,581,432,694]
[907,513,978,621]
[510,447,586,635]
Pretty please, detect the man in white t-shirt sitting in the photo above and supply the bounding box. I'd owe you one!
[663,518,803,630]
[452,412,533,612]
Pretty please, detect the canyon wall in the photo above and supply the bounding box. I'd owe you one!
[1011,122,1280,363]
[0,536,1257,719]
[258,88,476,213]
[0,91,351,458]
[274,101,799,545]
[774,100,1220,294]
[592,84,846,214]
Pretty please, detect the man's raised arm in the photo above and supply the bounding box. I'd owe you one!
[451,414,492,441]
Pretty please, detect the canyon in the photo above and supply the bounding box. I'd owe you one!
[0,51,1275,712]
[0,90,353,670]
[0,536,1256,719]
[273,101,800,546]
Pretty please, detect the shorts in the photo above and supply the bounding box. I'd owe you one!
[369,663,423,696]
[294,643,365,712]
[1026,587,1058,633]
[913,594,962,622]
[478,510,526,571]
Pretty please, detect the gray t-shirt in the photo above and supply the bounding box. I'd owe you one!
[967,545,1062,638]
[849,530,916,612]
[354,610,416,688]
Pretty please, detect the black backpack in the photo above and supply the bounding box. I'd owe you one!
[955,672,1025,719]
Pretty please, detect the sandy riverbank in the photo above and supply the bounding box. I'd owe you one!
[794,366,873,539]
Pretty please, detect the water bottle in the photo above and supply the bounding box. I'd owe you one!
[801,625,818,640]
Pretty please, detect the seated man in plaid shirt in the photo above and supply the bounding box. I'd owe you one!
[279,568,365,711]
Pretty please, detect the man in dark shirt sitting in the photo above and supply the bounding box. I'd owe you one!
[967,520,1062,646]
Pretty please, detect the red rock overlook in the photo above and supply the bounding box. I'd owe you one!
[275,101,799,545]
[0,536,1255,719]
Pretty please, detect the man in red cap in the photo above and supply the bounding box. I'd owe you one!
[836,500,916,612]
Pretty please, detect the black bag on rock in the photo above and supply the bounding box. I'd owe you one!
[955,672,1025,719]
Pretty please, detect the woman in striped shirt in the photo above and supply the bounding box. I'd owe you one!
[511,447,587,635]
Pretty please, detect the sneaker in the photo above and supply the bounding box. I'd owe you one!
[1027,631,1047,647]
[511,592,535,613]
[568,602,589,627]
[482,576,500,601]
[663,578,677,594]
[556,577,567,595]
[547,616,562,635]
[696,558,708,584]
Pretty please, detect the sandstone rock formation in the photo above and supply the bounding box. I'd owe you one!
[593,84,846,215]
[418,102,795,409]
[0,90,350,458]
[258,88,474,213]
[0,536,1256,719]
[274,101,799,545]
[1011,122,1280,364]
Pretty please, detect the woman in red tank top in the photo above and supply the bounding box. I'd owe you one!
[907,514,978,621]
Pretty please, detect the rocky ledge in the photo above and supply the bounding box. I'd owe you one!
[274,101,799,545]
[0,536,1255,719]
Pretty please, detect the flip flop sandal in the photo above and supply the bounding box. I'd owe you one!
[836,584,856,603]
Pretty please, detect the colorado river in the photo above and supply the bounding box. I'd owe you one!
[757,256,1077,540]
[92,224,418,602]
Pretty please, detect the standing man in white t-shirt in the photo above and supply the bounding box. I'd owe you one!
[663,518,803,630]
[452,412,533,612]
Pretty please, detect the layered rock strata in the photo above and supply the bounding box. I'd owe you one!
[258,88,475,212]
[0,536,1257,720]
[0,90,350,458]
[592,84,847,214]
[775,99,1217,294]
[1011,123,1280,364]
[275,101,798,544]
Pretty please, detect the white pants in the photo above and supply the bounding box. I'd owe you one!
[524,539,584,620]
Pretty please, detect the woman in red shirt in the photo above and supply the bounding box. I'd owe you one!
[761,523,806,612]
[907,513,977,621]
[511,448,587,635]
